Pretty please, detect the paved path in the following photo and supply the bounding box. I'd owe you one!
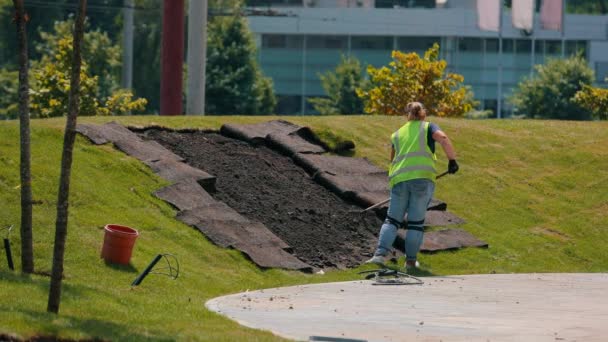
[206,273,608,342]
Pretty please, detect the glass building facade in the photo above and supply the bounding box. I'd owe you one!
[247,1,608,116]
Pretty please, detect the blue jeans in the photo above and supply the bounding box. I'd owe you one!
[374,178,435,261]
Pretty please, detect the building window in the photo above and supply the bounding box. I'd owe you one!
[458,38,483,52]
[246,0,302,6]
[566,40,587,57]
[351,36,393,50]
[398,36,440,52]
[483,99,497,117]
[307,35,348,49]
[596,62,608,83]
[375,0,435,8]
[276,95,302,115]
[545,40,562,55]
[502,39,514,53]
[262,34,304,49]
[515,39,531,54]
[283,35,302,49]
[534,40,544,55]
[486,39,499,53]
[262,35,286,48]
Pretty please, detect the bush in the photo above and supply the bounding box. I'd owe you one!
[356,43,477,117]
[205,14,276,114]
[574,83,608,120]
[308,55,366,115]
[29,19,146,117]
[510,54,594,120]
[0,68,18,119]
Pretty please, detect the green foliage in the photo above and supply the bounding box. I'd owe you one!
[131,0,162,113]
[574,83,608,120]
[1,0,124,67]
[510,54,594,120]
[105,89,148,115]
[30,61,103,118]
[0,68,18,119]
[566,0,608,14]
[0,0,11,66]
[254,75,277,114]
[308,55,366,115]
[36,19,122,99]
[357,43,477,117]
[205,13,276,114]
[27,19,146,118]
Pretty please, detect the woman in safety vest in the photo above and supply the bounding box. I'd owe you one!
[366,101,459,270]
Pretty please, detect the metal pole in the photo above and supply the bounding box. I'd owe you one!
[160,0,185,116]
[497,1,503,119]
[121,0,134,90]
[186,0,208,115]
[347,35,352,56]
[561,0,566,57]
[531,35,535,76]
[482,38,487,110]
[301,35,307,115]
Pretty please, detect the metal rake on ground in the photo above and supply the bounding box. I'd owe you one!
[358,268,424,285]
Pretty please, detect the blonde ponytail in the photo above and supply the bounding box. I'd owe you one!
[406,102,426,120]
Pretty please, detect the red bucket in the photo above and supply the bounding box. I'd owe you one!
[101,224,139,265]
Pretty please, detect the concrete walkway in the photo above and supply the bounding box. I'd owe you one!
[206,273,608,342]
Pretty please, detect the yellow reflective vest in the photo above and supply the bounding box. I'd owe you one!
[388,120,437,188]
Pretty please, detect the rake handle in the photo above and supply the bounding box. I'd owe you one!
[131,254,162,286]
[361,170,450,212]
[4,238,14,270]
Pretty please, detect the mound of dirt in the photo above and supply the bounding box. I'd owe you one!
[140,130,382,269]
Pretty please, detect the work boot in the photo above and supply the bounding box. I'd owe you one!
[405,260,420,270]
[365,255,386,266]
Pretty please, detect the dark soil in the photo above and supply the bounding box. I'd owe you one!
[140,129,383,269]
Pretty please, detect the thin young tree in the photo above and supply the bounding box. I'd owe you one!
[47,0,87,314]
[12,0,33,273]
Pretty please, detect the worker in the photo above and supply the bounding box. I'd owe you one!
[366,101,458,270]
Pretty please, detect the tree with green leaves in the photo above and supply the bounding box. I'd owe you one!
[567,0,607,14]
[0,68,18,119]
[29,19,146,118]
[205,13,276,114]
[308,55,366,115]
[574,83,608,120]
[357,43,476,117]
[36,19,122,99]
[510,54,594,120]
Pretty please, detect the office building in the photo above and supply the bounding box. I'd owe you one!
[246,0,608,116]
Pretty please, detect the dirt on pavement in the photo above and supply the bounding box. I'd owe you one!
[140,129,384,269]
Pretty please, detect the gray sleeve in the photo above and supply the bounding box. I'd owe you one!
[429,122,441,134]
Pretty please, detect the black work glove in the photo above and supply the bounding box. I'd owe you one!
[448,159,459,174]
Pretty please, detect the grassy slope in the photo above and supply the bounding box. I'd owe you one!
[0,116,607,341]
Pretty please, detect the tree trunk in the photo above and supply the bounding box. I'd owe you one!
[13,0,33,274]
[47,0,87,314]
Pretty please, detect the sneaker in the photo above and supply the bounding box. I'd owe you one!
[365,255,386,266]
[405,260,420,270]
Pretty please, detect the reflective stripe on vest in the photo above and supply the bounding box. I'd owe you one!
[389,121,436,187]
[392,121,433,165]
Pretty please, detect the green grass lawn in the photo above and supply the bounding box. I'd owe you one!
[1,115,607,341]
